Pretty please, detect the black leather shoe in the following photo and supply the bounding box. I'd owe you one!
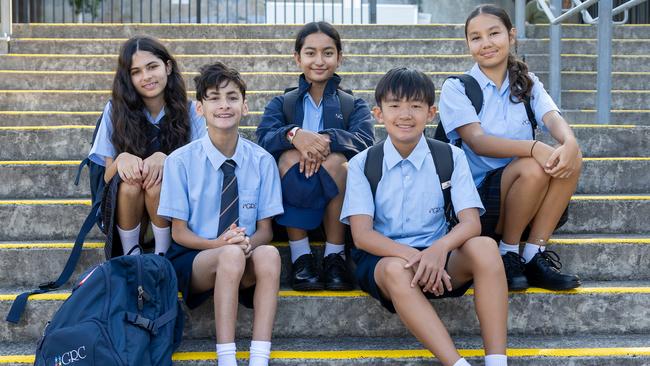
[322,253,353,291]
[291,254,324,291]
[524,250,581,290]
[502,252,529,291]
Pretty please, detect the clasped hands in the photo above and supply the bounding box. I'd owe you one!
[291,129,331,178]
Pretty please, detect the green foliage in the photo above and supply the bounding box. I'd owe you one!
[68,0,103,17]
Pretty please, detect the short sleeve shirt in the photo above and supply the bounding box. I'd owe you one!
[158,134,284,239]
[340,135,484,248]
[438,63,559,186]
[88,100,206,166]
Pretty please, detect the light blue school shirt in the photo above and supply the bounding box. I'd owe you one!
[88,100,206,166]
[340,135,484,248]
[158,134,284,239]
[438,63,559,187]
[301,92,324,132]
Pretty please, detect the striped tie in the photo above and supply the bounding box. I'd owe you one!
[218,159,239,237]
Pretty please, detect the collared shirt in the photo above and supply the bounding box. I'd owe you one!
[438,63,559,186]
[301,92,324,132]
[89,100,206,166]
[158,134,284,239]
[340,135,484,248]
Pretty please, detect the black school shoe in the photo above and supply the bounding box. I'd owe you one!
[501,252,530,291]
[322,253,353,291]
[291,254,324,291]
[524,249,581,290]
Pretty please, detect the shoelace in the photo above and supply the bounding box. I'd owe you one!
[503,252,526,276]
[535,250,563,271]
[324,254,346,272]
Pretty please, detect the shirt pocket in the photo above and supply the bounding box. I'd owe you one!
[419,188,445,229]
[239,188,259,232]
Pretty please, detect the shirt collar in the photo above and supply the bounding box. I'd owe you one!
[383,135,429,171]
[469,63,510,96]
[201,134,244,172]
[303,92,323,109]
[144,106,167,125]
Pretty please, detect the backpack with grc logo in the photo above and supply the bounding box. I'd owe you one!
[34,253,184,366]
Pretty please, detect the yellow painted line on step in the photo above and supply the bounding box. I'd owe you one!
[1,287,648,302]
[0,89,111,94]
[4,53,473,59]
[580,109,650,113]
[0,70,116,75]
[14,37,469,42]
[0,199,90,205]
[0,111,101,115]
[0,160,81,165]
[571,195,650,201]
[568,89,650,93]
[1,347,649,363]
[583,157,650,161]
[0,242,103,249]
[549,238,650,244]
[0,125,93,130]
[570,124,637,128]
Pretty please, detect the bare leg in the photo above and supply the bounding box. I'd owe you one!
[446,237,508,355]
[321,153,348,245]
[116,181,145,230]
[497,158,550,244]
[240,245,281,341]
[191,245,246,343]
[144,182,168,228]
[374,257,461,366]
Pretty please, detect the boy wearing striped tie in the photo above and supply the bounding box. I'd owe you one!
[158,62,284,366]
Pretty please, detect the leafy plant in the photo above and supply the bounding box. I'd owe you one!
[69,0,103,18]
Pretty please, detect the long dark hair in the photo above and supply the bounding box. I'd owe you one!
[294,21,342,54]
[465,4,533,103]
[111,36,190,157]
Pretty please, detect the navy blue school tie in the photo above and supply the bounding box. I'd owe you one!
[218,159,239,237]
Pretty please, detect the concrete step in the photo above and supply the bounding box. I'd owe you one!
[8,37,650,55]
[1,334,649,365]
[1,53,647,72]
[2,89,649,112]
[11,24,650,40]
[1,70,648,91]
[1,281,648,341]
[2,109,649,126]
[1,158,648,200]
[0,125,647,160]
[0,196,648,241]
[0,236,648,288]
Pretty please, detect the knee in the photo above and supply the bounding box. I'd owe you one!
[461,237,502,274]
[216,246,246,276]
[376,258,411,290]
[322,153,348,183]
[118,181,143,199]
[252,245,281,279]
[144,182,161,199]
[278,149,301,176]
[519,159,550,184]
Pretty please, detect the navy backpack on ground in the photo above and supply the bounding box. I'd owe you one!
[34,253,184,366]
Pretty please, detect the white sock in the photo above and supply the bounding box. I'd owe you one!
[523,243,545,263]
[152,222,171,255]
[289,237,311,263]
[324,242,345,260]
[248,340,271,366]
[452,358,472,366]
[498,240,519,256]
[485,354,508,366]
[216,343,237,366]
[117,224,141,255]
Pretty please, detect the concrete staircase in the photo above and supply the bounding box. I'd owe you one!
[0,23,649,365]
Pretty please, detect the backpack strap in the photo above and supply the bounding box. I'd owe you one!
[282,88,301,125]
[523,95,538,139]
[363,140,385,199]
[448,74,483,115]
[336,89,355,131]
[425,137,457,227]
[6,201,101,323]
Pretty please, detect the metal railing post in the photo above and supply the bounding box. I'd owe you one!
[1,0,11,41]
[596,0,613,124]
[550,0,562,107]
[369,0,376,24]
[516,0,526,39]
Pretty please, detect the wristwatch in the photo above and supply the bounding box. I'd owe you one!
[287,127,300,144]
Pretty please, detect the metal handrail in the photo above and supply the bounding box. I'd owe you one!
[1,0,11,42]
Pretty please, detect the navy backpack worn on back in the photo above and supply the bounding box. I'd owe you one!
[34,253,184,366]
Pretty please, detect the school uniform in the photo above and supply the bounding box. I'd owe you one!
[256,73,375,230]
[438,63,559,237]
[158,134,284,309]
[340,135,484,313]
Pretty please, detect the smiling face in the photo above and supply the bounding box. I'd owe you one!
[294,32,342,85]
[197,81,248,132]
[373,94,436,149]
[465,13,515,70]
[129,50,171,102]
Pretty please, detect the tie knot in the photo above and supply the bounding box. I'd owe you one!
[221,159,236,175]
